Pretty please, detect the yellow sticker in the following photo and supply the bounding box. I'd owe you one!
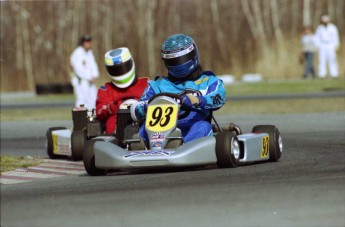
[261,136,269,158]
[52,134,59,154]
[122,50,131,62]
[146,104,178,132]
[195,77,209,85]
[105,57,113,66]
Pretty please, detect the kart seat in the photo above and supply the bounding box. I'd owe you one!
[166,129,183,149]
[129,134,146,150]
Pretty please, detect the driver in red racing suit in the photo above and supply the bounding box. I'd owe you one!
[96,47,148,134]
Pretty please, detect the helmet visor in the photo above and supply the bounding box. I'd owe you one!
[162,44,197,67]
[106,59,133,77]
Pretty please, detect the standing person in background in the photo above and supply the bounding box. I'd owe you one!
[70,34,100,109]
[315,15,340,79]
[300,25,317,79]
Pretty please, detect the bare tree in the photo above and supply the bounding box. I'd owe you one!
[145,0,157,76]
[10,2,34,91]
[303,0,311,26]
[210,0,227,60]
[1,0,344,92]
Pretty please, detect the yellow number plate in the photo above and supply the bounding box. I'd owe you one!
[146,104,178,132]
[261,136,269,158]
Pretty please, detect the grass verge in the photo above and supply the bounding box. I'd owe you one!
[217,97,345,115]
[225,79,345,96]
[0,156,43,174]
[2,97,344,121]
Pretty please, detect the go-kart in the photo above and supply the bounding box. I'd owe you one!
[83,93,283,176]
[46,101,136,161]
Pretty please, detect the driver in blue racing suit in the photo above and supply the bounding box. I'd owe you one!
[132,34,226,144]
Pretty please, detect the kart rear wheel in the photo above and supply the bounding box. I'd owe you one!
[83,139,106,176]
[252,125,282,162]
[216,131,240,168]
[46,127,67,159]
[71,131,86,161]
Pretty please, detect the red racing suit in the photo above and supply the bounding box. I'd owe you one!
[96,77,148,134]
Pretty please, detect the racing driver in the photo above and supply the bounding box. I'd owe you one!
[132,34,226,144]
[96,47,148,134]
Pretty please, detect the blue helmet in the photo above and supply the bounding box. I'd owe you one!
[161,34,199,79]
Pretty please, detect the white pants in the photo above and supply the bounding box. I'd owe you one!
[71,76,97,109]
[318,45,339,78]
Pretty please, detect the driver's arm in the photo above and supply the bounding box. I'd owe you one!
[181,77,226,110]
[96,85,120,121]
[131,84,156,121]
[202,77,226,111]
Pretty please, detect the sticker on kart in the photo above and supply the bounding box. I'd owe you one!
[261,136,269,158]
[146,104,178,132]
[52,134,70,155]
[124,150,175,158]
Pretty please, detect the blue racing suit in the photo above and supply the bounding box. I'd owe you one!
[135,71,226,143]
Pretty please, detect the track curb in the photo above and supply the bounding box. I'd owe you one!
[0,159,86,185]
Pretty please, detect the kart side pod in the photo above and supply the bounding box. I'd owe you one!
[237,133,270,162]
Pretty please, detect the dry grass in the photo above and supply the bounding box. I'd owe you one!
[0,156,43,174]
[1,108,71,121]
[1,79,344,121]
[216,97,345,115]
[1,97,344,121]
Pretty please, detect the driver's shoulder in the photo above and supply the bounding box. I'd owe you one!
[149,75,169,85]
[201,71,217,77]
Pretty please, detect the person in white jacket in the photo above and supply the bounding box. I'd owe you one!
[70,34,99,109]
[315,15,340,78]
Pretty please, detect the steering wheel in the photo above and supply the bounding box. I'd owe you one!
[148,93,191,119]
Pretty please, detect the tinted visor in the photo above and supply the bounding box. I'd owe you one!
[106,59,133,77]
[163,49,197,67]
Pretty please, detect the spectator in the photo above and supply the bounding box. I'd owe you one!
[70,34,99,109]
[96,47,148,134]
[132,34,226,145]
[300,25,317,79]
[315,15,340,78]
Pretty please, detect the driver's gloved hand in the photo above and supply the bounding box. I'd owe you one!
[181,94,206,108]
[108,101,119,114]
[132,101,147,121]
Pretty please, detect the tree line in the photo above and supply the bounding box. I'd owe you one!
[1,0,344,92]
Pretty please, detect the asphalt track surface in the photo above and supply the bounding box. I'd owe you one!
[1,112,345,227]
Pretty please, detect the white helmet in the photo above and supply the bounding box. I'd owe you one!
[104,47,137,88]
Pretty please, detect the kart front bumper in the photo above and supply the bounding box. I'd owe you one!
[94,137,217,169]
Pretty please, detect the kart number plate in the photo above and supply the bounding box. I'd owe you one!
[146,104,178,132]
[261,136,269,158]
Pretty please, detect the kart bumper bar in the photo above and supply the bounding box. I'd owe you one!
[95,137,217,169]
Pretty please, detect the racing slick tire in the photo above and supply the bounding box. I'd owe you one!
[46,127,67,159]
[83,139,106,176]
[216,131,240,168]
[252,125,282,162]
[71,130,86,161]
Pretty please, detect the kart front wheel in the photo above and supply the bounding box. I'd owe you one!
[71,130,86,161]
[46,127,67,159]
[83,139,106,176]
[216,131,240,168]
[252,125,282,162]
